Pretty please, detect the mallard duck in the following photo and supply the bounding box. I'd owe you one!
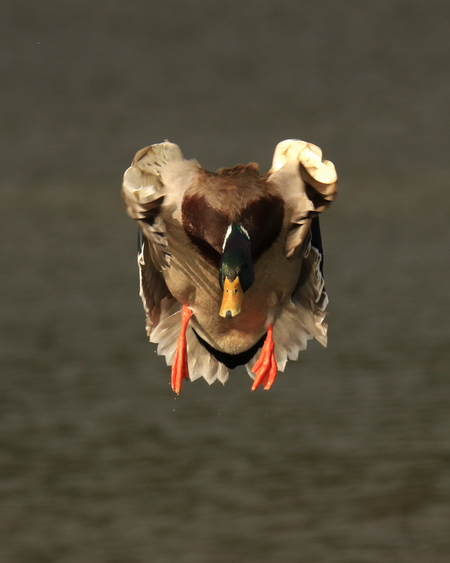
[122,139,337,394]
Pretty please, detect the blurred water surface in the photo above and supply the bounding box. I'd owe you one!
[1,1,450,562]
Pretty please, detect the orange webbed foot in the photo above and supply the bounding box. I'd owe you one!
[171,305,193,395]
[251,324,278,391]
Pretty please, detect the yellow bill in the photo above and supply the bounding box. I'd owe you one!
[219,276,243,318]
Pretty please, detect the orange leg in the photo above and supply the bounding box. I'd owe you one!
[251,324,278,391]
[171,305,193,395]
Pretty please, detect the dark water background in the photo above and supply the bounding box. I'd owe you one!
[1,1,450,561]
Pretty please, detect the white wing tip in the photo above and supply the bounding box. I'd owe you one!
[270,139,337,185]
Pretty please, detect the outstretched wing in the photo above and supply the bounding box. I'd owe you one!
[268,139,337,259]
[122,142,184,335]
[268,140,336,349]
[122,141,185,270]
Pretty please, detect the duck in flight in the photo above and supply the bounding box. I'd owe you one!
[122,139,337,394]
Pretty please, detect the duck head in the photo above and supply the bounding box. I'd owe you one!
[219,223,254,318]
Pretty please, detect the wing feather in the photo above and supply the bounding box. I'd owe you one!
[268,139,337,258]
[138,233,176,338]
[122,141,184,270]
[291,218,328,347]
[123,142,184,338]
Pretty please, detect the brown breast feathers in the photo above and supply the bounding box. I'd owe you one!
[181,164,284,267]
